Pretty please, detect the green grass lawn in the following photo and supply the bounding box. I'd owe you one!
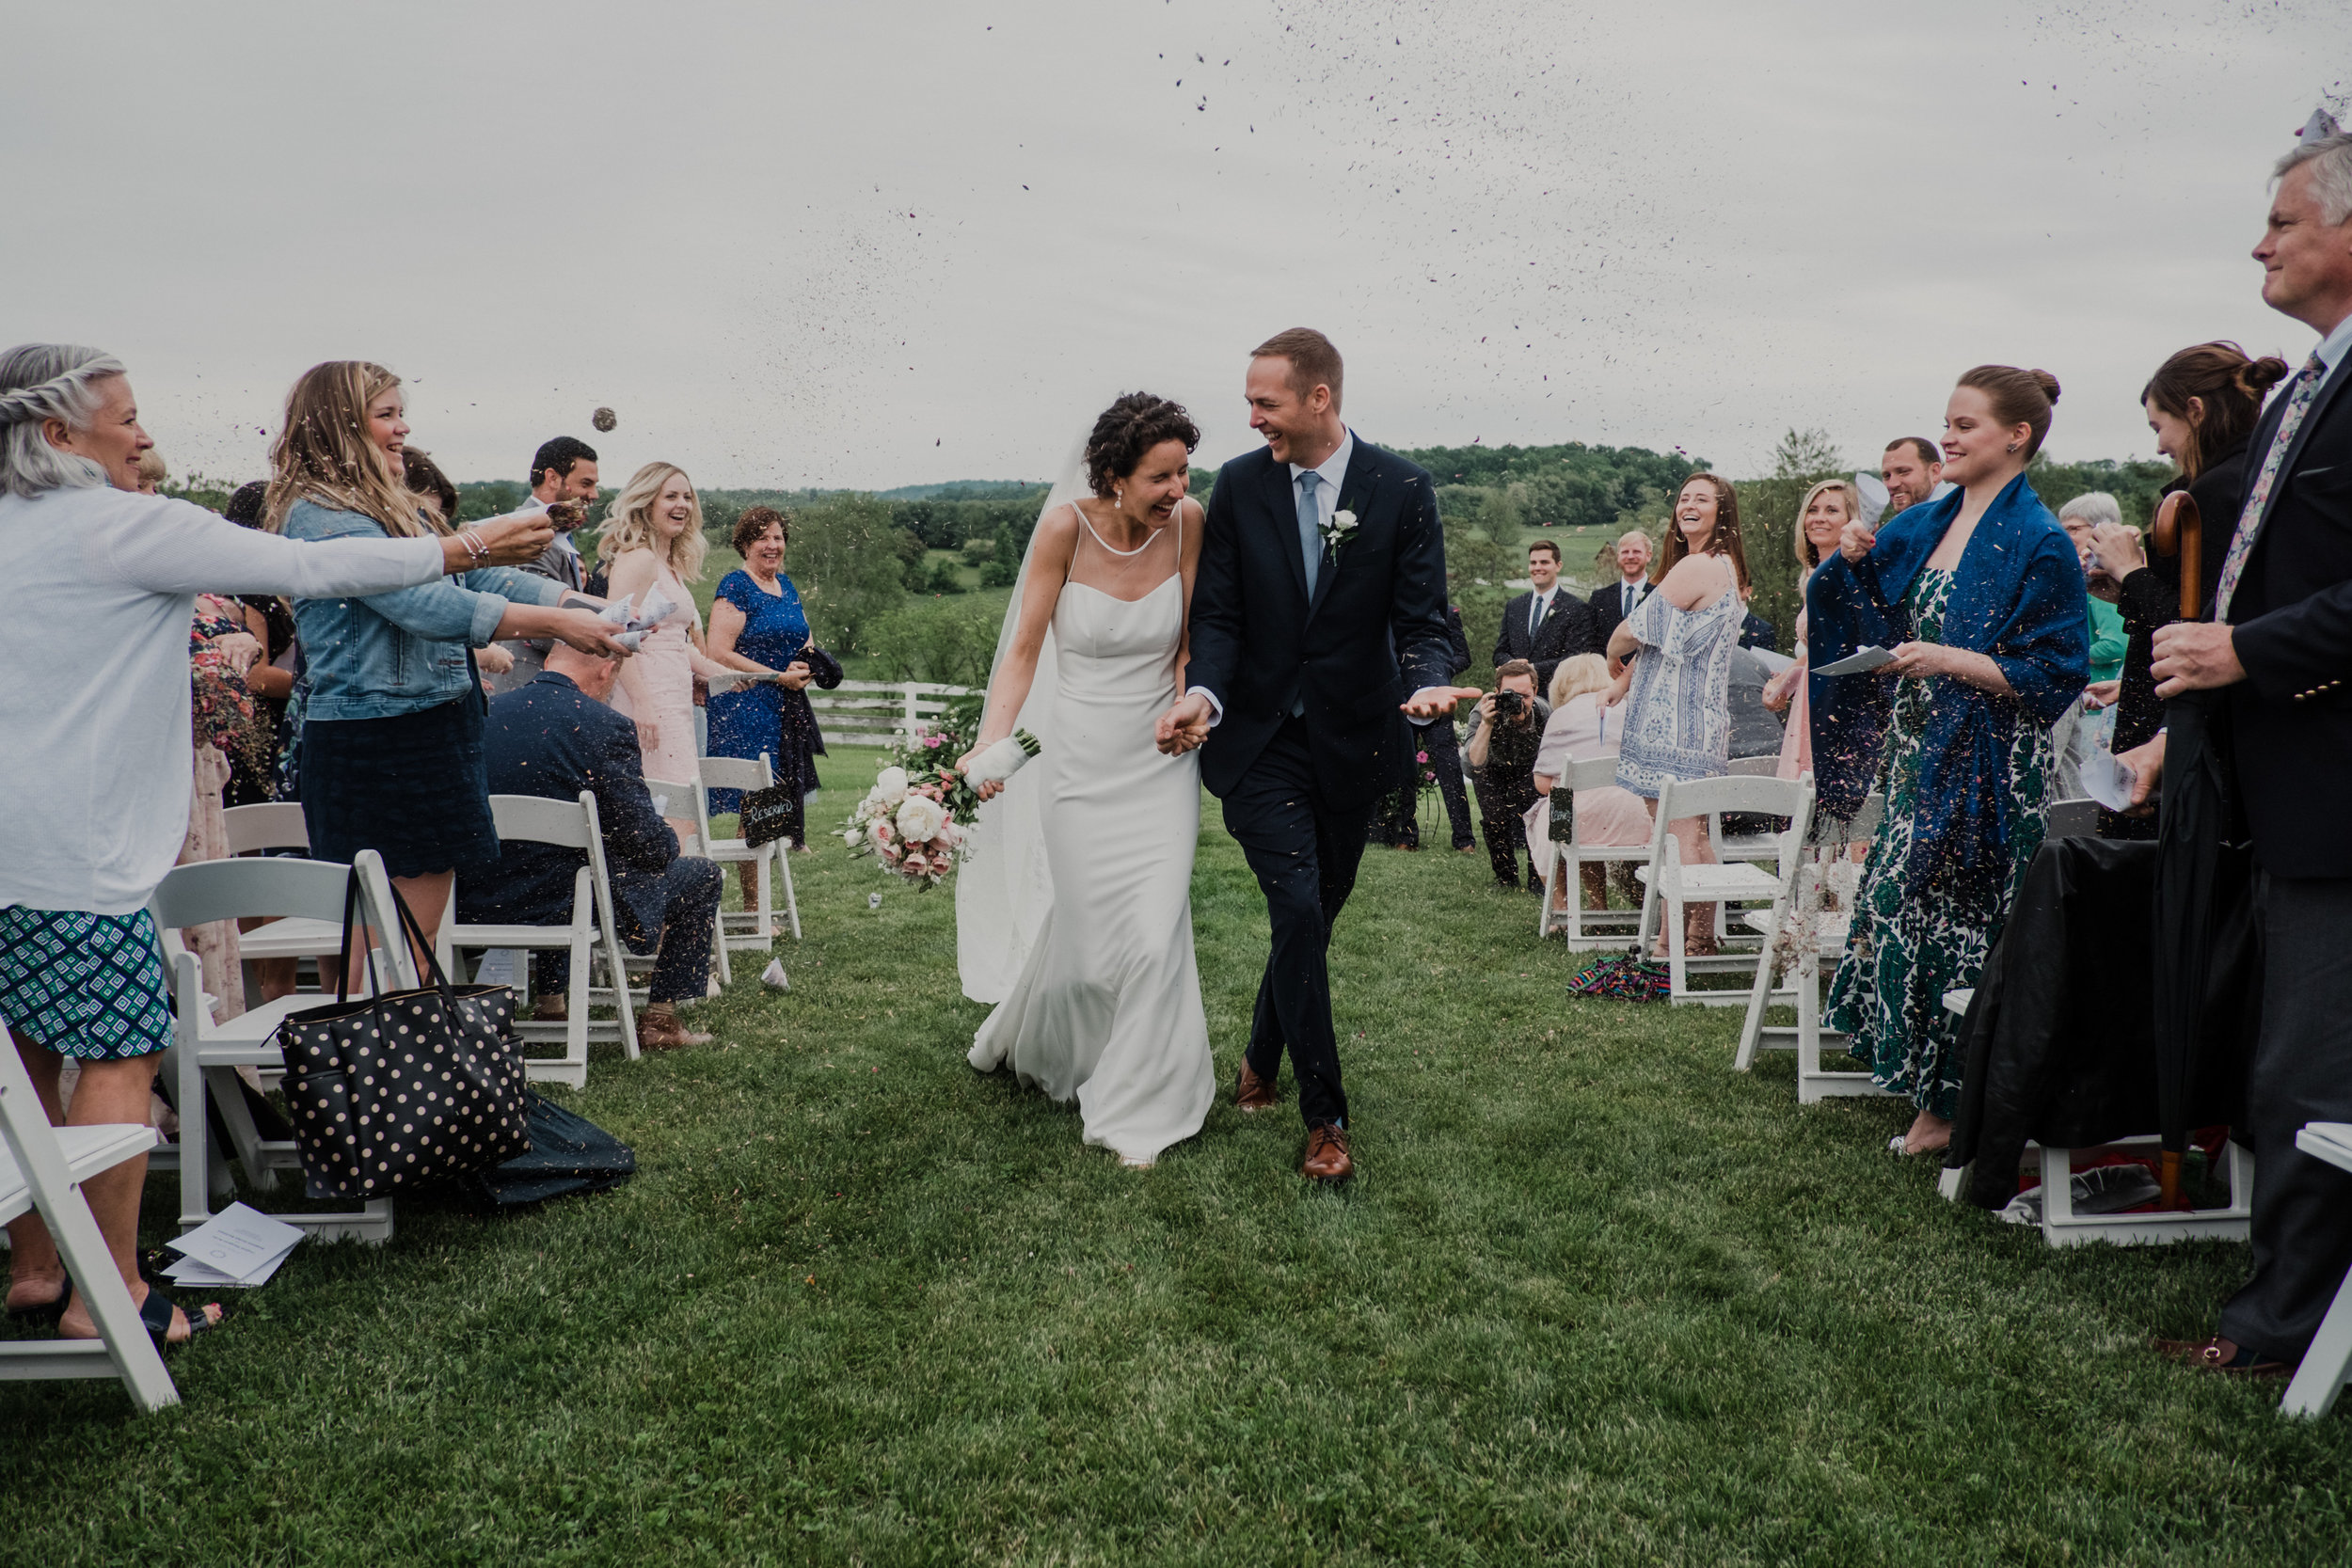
[7,752,2349,1564]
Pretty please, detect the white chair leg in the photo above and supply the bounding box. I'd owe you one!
[36,1157,180,1412]
[2282,1266,2352,1418]
[780,843,802,941]
[176,1030,212,1230]
[1734,909,1778,1072]
[754,854,774,942]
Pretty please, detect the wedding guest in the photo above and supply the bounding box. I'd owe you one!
[2057,492,2129,684]
[1881,436,1945,517]
[467,642,722,1050]
[1587,529,1654,644]
[706,505,841,869]
[1762,479,1860,781]
[487,435,600,693]
[134,446,166,495]
[1463,659,1549,890]
[2085,341,2285,841]
[1812,366,2088,1157]
[601,462,740,840]
[1492,539,1597,688]
[0,341,554,1348]
[1530,654,1650,911]
[2129,122,2352,1380]
[222,481,299,807]
[402,445,461,529]
[1378,605,1476,851]
[179,592,268,1021]
[268,360,624,971]
[1725,645,1785,760]
[1608,472,1750,955]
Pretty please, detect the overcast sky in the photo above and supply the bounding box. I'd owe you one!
[8,0,2347,491]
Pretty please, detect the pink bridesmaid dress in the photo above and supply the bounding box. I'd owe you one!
[611,560,702,786]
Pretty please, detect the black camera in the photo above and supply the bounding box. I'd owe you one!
[1493,688,1528,721]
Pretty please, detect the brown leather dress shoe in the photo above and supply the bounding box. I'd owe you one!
[2153,1335,2296,1379]
[1301,1123,1353,1182]
[1234,1060,1278,1113]
[638,1006,713,1051]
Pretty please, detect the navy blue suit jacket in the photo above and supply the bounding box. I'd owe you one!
[461,672,681,937]
[1185,437,1454,808]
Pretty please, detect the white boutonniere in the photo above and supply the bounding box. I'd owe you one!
[1321,507,1359,556]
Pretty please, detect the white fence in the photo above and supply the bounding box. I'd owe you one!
[810,680,976,747]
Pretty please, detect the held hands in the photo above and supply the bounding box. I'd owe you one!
[212,631,263,676]
[1837,518,1878,564]
[475,642,516,675]
[1154,692,1213,756]
[2152,622,2245,697]
[780,659,814,691]
[2087,521,2148,585]
[1760,665,1795,713]
[1401,685,1482,721]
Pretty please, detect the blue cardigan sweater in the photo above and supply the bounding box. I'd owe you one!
[1806,474,2088,889]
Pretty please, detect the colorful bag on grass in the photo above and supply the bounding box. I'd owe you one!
[1565,953,1670,1003]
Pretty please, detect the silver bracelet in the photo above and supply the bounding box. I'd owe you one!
[458,530,489,565]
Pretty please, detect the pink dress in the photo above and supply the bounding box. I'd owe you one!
[610,558,701,787]
[1522,693,1653,882]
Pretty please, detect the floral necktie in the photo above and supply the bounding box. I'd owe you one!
[2214,350,2328,619]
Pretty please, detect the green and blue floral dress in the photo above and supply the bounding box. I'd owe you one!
[1824,569,2055,1117]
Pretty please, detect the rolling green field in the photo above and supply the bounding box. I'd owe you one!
[6,752,2347,1565]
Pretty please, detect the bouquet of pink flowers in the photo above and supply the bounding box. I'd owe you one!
[840,700,1041,887]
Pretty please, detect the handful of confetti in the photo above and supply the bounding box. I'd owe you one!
[596,582,679,651]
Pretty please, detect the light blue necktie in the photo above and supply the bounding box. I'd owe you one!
[1295,470,1322,600]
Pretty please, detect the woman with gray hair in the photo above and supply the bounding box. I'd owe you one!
[0,342,556,1349]
[2058,491,2130,687]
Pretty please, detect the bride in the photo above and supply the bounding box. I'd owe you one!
[954,392,1213,1168]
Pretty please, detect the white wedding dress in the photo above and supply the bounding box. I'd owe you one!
[965,515,1212,1165]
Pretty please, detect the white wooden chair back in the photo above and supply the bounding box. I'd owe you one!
[697,751,803,946]
[1726,755,1782,776]
[221,801,310,856]
[1636,771,1811,1005]
[0,1021,178,1412]
[1536,756,1651,946]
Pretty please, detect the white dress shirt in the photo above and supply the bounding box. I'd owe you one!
[1614,577,1646,618]
[1529,583,1561,633]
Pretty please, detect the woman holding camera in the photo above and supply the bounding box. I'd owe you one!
[1810,366,2088,1157]
[1607,473,1751,954]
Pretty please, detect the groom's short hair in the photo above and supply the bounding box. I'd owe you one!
[1252,328,1344,412]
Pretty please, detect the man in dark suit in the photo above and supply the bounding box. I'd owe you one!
[1586,529,1655,645]
[2135,122,2352,1379]
[462,642,723,1050]
[1492,539,1598,689]
[1156,329,1468,1181]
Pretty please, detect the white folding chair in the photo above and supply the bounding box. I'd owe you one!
[1537,758,1649,948]
[698,752,802,944]
[1734,789,1896,1101]
[0,1021,178,1412]
[1709,755,1794,863]
[2283,1122,2352,1418]
[218,802,342,981]
[438,792,640,1087]
[645,775,727,987]
[1635,772,1809,1006]
[153,849,412,1243]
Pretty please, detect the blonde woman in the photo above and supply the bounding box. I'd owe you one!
[1528,653,1651,911]
[599,463,742,833]
[1761,478,1861,781]
[271,361,625,958]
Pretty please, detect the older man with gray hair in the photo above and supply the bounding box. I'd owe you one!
[2123,112,2352,1383]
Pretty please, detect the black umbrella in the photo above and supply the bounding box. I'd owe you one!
[2147,492,2257,1207]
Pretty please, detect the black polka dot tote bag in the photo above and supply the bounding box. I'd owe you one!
[278,871,532,1199]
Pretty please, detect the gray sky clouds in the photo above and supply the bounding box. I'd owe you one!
[7,0,2347,488]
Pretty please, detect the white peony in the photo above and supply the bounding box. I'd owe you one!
[895,794,947,843]
[843,825,864,847]
[875,766,910,805]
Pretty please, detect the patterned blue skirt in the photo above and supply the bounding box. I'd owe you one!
[0,906,176,1060]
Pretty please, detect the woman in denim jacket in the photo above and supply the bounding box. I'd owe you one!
[268,360,628,956]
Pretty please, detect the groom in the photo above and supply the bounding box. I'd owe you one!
[1156,328,1465,1182]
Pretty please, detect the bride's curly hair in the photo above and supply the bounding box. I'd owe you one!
[1085,392,1200,498]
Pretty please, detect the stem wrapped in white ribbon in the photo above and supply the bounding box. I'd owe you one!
[963,729,1041,785]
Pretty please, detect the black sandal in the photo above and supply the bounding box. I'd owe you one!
[6,1275,72,1327]
[135,1286,227,1347]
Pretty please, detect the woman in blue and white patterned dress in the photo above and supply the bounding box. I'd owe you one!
[1606,473,1751,955]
